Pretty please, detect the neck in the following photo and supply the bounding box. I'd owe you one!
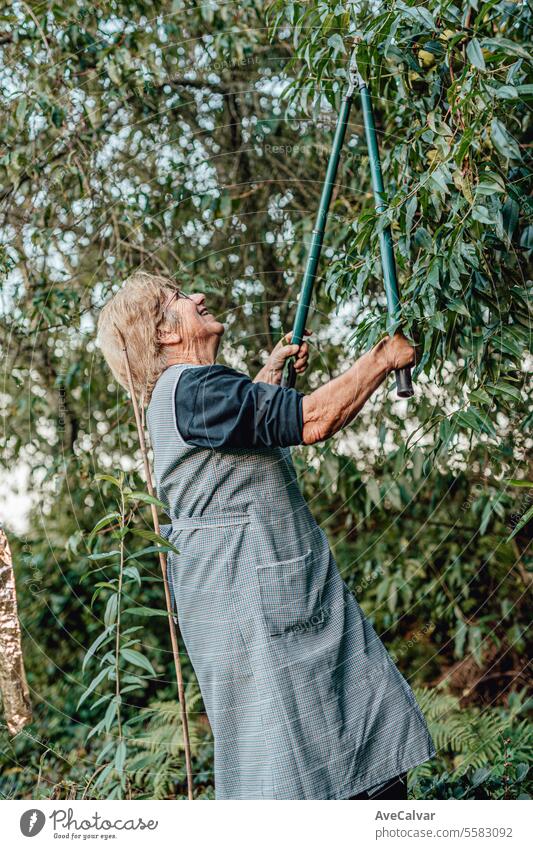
[164,340,218,367]
[166,352,215,366]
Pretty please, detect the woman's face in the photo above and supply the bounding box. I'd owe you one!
[163,290,225,350]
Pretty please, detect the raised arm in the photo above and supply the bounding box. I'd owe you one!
[174,333,415,452]
[301,332,416,445]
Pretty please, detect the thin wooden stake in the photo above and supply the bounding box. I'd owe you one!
[114,327,194,800]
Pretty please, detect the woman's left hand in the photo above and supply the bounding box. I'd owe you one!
[254,331,311,385]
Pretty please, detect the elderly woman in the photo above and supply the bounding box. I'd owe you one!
[98,271,434,801]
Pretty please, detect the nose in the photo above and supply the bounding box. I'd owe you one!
[190,293,205,305]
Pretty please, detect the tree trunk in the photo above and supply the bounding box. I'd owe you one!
[0,528,32,735]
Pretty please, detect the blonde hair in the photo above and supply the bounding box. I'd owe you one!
[97,271,180,405]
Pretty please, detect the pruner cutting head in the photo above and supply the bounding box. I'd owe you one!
[347,44,366,96]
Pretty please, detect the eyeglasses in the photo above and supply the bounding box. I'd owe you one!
[162,287,192,312]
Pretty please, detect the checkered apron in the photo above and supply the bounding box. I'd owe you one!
[146,364,435,799]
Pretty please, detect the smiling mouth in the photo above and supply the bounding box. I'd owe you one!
[198,307,211,317]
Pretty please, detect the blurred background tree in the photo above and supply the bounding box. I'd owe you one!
[0,0,531,799]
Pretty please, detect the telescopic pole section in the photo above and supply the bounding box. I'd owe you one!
[281,55,358,388]
[354,64,414,398]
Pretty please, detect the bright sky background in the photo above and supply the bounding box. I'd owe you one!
[1,464,32,534]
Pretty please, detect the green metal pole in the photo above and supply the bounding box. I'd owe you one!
[282,58,357,388]
[355,64,414,398]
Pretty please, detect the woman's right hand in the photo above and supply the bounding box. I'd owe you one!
[382,331,417,372]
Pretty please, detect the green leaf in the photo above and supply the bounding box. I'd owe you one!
[476,171,505,194]
[15,96,27,127]
[412,448,424,481]
[469,407,496,437]
[480,499,493,534]
[507,504,533,540]
[219,193,232,217]
[414,227,432,250]
[94,474,122,487]
[388,580,398,614]
[493,85,519,100]
[490,119,522,161]
[82,629,113,673]
[104,697,118,731]
[326,33,345,55]
[397,1,435,29]
[125,491,167,511]
[366,478,381,507]
[88,512,121,541]
[486,382,523,403]
[125,545,175,561]
[94,763,114,788]
[516,763,529,781]
[123,565,141,585]
[120,648,156,676]
[480,37,531,60]
[502,197,520,240]
[88,550,120,562]
[420,40,445,59]
[115,740,127,777]
[104,594,118,628]
[123,606,169,617]
[448,299,470,318]
[77,667,110,709]
[86,719,106,742]
[466,38,486,71]
[129,528,179,554]
[469,388,492,407]
[107,60,122,86]
[455,410,482,434]
[405,194,417,234]
[508,480,533,488]
[91,693,113,711]
[95,740,115,765]
[472,766,491,786]
[121,673,145,686]
[472,205,494,225]
[454,621,467,659]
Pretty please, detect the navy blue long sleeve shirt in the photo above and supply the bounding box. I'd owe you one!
[174,365,304,449]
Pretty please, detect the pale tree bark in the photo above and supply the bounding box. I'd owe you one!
[0,528,32,735]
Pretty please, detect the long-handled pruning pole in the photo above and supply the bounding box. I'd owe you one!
[282,51,414,398]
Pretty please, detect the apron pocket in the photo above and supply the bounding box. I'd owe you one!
[256,549,329,637]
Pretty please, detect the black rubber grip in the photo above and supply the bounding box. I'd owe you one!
[281,360,297,389]
[395,367,414,398]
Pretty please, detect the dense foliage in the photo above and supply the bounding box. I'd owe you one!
[0,0,531,800]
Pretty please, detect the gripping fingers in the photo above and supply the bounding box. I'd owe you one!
[293,343,309,373]
[277,330,310,377]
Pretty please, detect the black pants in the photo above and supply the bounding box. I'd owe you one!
[349,772,408,800]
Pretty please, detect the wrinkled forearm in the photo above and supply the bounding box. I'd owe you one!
[301,339,390,445]
[253,364,281,385]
